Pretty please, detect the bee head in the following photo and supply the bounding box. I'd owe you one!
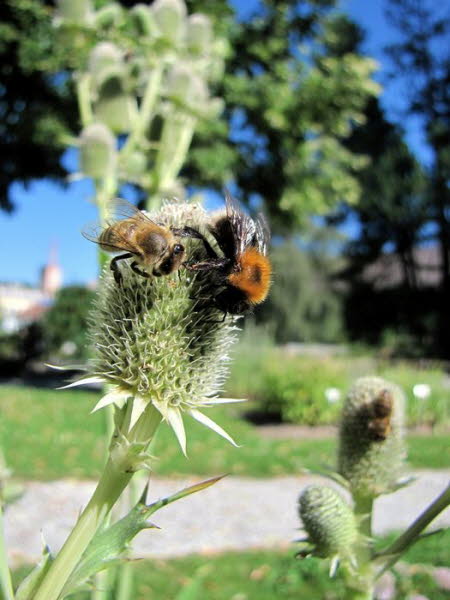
[153,243,185,276]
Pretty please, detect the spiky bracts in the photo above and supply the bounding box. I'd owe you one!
[75,202,240,455]
[337,376,407,499]
[298,485,358,575]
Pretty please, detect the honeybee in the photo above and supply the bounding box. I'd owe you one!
[184,191,272,316]
[83,198,197,285]
[367,389,393,441]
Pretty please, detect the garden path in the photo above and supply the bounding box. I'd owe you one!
[4,470,450,567]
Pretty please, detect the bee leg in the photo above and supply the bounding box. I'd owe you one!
[130,261,150,280]
[173,226,218,259]
[110,253,134,286]
[184,258,231,271]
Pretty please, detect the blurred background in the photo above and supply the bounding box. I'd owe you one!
[1,2,450,597]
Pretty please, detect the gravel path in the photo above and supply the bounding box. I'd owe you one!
[4,471,450,567]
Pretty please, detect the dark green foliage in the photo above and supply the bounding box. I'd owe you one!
[257,239,344,344]
[0,0,78,211]
[42,286,95,360]
[385,0,450,357]
[185,2,378,230]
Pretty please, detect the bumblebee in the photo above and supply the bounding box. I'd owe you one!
[185,191,272,316]
[83,198,197,285]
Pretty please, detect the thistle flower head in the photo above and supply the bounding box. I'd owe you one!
[72,201,241,455]
[337,376,407,498]
[298,484,358,575]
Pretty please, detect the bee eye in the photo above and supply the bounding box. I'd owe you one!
[173,244,184,255]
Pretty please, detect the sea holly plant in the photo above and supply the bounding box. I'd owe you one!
[0,201,243,600]
[53,0,226,218]
[296,376,450,599]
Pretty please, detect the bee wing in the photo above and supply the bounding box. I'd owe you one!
[254,212,271,255]
[81,222,139,255]
[107,197,156,225]
[224,190,256,256]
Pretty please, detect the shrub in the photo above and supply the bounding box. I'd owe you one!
[378,362,449,427]
[257,354,348,425]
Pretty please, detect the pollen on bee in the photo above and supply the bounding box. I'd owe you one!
[228,247,272,304]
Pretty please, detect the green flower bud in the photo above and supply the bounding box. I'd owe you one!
[299,485,357,560]
[166,65,208,111]
[79,123,117,179]
[186,14,212,56]
[94,75,138,134]
[122,150,147,179]
[79,202,241,455]
[55,0,93,26]
[130,4,158,38]
[152,0,187,46]
[94,4,123,29]
[338,376,407,498]
[88,42,123,82]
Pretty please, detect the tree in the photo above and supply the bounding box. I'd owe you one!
[0,0,78,211]
[340,97,426,290]
[385,0,450,355]
[43,286,95,360]
[2,0,379,234]
[186,1,379,230]
[257,235,345,343]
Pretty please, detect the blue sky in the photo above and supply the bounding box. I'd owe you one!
[0,0,430,287]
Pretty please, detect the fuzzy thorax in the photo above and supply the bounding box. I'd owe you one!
[228,247,272,305]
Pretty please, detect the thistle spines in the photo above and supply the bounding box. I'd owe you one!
[298,485,358,567]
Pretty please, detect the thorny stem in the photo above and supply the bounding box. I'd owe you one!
[377,481,450,578]
[34,404,162,600]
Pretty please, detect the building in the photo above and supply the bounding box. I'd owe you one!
[0,247,62,333]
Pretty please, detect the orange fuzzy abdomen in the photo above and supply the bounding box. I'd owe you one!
[228,247,272,304]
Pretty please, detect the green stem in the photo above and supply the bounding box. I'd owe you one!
[76,73,93,127]
[377,481,450,578]
[343,495,374,600]
[121,64,164,159]
[149,114,196,210]
[34,405,162,600]
[115,560,134,600]
[0,503,14,600]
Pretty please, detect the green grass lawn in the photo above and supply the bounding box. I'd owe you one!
[0,385,449,480]
[13,530,450,599]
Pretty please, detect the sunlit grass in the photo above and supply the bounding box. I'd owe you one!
[13,529,450,599]
[0,385,448,480]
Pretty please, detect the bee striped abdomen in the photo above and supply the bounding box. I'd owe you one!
[228,247,272,304]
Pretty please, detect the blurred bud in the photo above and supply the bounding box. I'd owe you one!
[55,0,93,26]
[94,4,123,29]
[88,42,124,86]
[298,485,357,561]
[166,64,209,113]
[152,0,187,45]
[122,151,147,179]
[186,14,212,56]
[130,4,158,38]
[95,76,138,134]
[201,97,224,120]
[79,123,117,179]
[338,377,407,499]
